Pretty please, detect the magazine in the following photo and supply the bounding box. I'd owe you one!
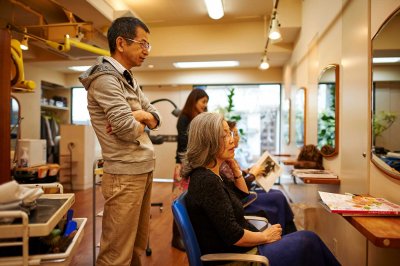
[293,169,338,179]
[319,191,400,216]
[253,151,282,192]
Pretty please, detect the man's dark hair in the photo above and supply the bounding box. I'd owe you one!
[107,17,150,54]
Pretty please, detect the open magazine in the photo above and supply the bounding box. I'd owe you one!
[319,191,400,216]
[293,169,338,179]
[253,151,282,192]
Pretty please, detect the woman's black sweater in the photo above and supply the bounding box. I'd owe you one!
[185,167,258,255]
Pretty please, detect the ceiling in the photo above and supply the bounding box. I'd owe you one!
[1,0,302,73]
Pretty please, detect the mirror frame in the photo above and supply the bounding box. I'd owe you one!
[295,87,306,148]
[317,64,340,157]
[371,8,400,180]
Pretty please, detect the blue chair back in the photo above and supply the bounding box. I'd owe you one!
[172,192,203,266]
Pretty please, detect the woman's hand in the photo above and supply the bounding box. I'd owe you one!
[225,159,242,178]
[261,224,282,244]
[249,164,266,177]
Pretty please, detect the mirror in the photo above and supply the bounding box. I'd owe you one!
[371,8,400,179]
[10,96,21,168]
[295,87,306,148]
[282,98,291,145]
[317,64,339,157]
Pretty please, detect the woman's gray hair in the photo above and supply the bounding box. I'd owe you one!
[181,113,225,178]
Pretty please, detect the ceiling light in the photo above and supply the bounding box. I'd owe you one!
[68,66,91,72]
[373,57,400,63]
[20,36,29,50]
[259,55,270,70]
[173,61,239,69]
[269,18,281,40]
[204,0,224,20]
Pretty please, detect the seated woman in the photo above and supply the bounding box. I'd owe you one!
[181,113,340,266]
[220,121,297,235]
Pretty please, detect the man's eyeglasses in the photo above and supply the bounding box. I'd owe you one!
[123,37,152,52]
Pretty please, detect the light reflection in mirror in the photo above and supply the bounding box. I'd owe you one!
[295,88,306,148]
[282,98,291,145]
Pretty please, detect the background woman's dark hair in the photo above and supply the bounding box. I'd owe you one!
[107,17,150,54]
[227,120,237,130]
[180,89,209,121]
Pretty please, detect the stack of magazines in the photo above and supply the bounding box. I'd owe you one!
[292,169,338,179]
[319,191,400,216]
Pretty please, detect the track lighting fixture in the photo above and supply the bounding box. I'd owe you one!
[204,0,224,20]
[269,13,281,40]
[259,55,270,70]
[258,1,282,70]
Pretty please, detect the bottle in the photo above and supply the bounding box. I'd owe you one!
[19,147,29,168]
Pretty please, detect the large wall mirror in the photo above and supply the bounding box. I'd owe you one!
[295,87,306,148]
[10,96,21,168]
[371,8,400,179]
[317,64,339,157]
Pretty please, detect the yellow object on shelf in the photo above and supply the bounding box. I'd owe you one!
[10,39,36,92]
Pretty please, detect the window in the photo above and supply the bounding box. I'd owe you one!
[201,84,281,167]
[71,87,90,125]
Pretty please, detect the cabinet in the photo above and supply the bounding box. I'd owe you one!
[0,192,87,265]
[41,81,70,125]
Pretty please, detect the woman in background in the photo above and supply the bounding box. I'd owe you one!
[172,88,209,250]
[182,113,340,266]
[220,120,297,235]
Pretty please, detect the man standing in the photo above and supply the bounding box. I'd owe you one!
[79,17,161,266]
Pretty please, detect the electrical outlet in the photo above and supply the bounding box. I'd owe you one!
[332,238,338,255]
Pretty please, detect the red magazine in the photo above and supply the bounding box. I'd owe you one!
[319,191,400,216]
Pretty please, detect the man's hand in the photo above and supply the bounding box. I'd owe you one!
[132,110,158,129]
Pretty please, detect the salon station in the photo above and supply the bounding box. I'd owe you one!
[0,0,400,265]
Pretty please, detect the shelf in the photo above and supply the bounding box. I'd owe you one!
[0,218,86,266]
[0,193,75,238]
[41,104,69,111]
[12,87,35,93]
[281,159,297,165]
[299,177,341,185]
[344,216,400,248]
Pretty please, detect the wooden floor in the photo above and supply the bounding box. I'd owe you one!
[68,174,306,266]
[69,182,188,266]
